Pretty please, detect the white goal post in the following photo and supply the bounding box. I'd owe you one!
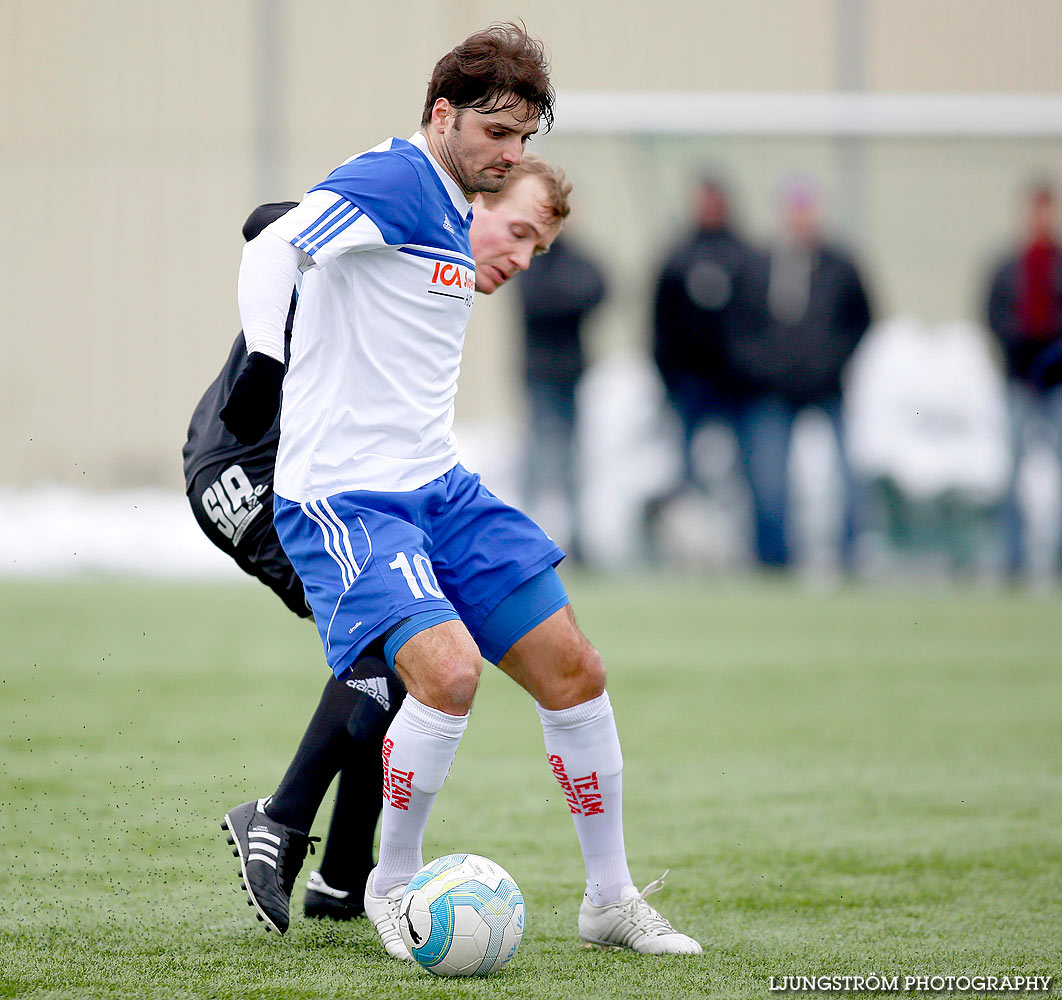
[553,91,1062,137]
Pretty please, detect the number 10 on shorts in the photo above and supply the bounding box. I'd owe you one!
[389,551,444,599]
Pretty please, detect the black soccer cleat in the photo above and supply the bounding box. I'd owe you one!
[303,870,366,921]
[221,797,319,935]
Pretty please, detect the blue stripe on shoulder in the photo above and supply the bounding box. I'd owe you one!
[295,200,348,244]
[293,204,363,256]
[310,149,421,246]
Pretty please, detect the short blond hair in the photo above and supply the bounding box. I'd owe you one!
[488,153,572,225]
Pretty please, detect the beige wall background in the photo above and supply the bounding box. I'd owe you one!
[3,0,1061,488]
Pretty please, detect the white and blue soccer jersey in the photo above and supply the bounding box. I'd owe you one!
[265,131,476,500]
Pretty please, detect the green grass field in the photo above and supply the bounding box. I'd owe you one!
[1,574,1059,999]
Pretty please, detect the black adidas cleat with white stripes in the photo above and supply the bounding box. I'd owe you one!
[222,797,319,934]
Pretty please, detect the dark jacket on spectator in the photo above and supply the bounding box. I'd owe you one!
[652,226,753,397]
[985,242,1062,387]
[726,243,872,405]
[518,234,606,386]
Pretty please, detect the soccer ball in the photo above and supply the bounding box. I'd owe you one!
[399,853,525,977]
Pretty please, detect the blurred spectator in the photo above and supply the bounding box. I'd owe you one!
[643,177,754,555]
[652,178,752,481]
[985,180,1062,579]
[727,177,872,571]
[516,232,606,563]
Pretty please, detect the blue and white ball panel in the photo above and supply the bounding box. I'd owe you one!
[401,854,524,977]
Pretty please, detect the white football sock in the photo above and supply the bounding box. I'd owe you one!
[537,691,633,905]
[373,695,467,896]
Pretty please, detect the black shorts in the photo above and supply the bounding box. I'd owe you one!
[187,454,311,619]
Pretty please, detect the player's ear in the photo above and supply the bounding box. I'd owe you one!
[429,98,454,131]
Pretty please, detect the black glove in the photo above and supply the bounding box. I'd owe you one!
[219,351,285,444]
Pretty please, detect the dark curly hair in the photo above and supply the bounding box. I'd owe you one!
[421,22,554,131]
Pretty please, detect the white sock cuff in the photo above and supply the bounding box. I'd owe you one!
[401,694,469,740]
[536,690,612,729]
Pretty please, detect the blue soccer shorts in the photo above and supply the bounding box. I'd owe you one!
[273,464,567,678]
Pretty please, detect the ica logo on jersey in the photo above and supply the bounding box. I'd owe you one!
[427,260,475,308]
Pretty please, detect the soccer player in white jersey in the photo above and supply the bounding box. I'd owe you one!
[224,23,701,957]
[214,156,572,936]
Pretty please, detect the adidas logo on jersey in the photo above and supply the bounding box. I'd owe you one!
[442,214,455,235]
[345,675,391,711]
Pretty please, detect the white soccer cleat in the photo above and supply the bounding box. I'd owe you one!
[578,871,703,955]
[364,868,414,961]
